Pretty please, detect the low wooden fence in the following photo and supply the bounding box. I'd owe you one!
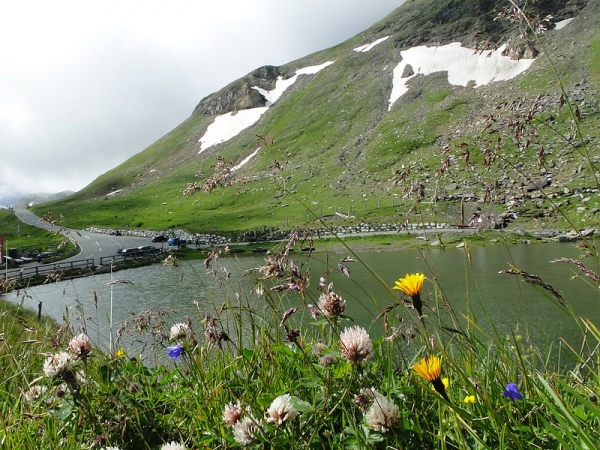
[3,258,96,282]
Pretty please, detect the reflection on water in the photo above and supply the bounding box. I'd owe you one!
[5,241,600,362]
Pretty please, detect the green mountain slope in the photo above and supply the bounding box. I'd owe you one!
[33,0,600,238]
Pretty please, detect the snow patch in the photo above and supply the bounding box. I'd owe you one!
[354,36,389,53]
[232,147,260,171]
[199,61,335,153]
[389,42,535,110]
[199,108,268,152]
[554,18,574,30]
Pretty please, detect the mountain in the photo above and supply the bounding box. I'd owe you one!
[13,191,75,209]
[32,0,600,238]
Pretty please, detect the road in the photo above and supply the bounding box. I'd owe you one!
[10,208,166,267]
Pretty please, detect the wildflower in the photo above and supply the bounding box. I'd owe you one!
[100,447,122,450]
[312,340,326,356]
[23,385,47,403]
[159,442,187,450]
[223,400,243,426]
[393,273,425,317]
[318,290,346,318]
[167,344,184,361]
[43,352,75,378]
[68,333,92,358]
[463,395,476,404]
[233,416,259,445]
[115,348,125,358]
[169,322,189,340]
[364,389,400,433]
[319,354,336,367]
[413,355,449,401]
[339,326,373,364]
[503,382,523,401]
[266,394,299,425]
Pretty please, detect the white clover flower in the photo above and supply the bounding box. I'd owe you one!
[318,290,346,318]
[43,351,75,378]
[169,322,189,340]
[159,442,187,450]
[266,394,299,425]
[233,416,259,445]
[364,389,400,433]
[68,332,92,358]
[222,400,243,426]
[339,326,373,363]
[23,385,47,403]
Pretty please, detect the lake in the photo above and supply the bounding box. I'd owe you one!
[5,240,600,361]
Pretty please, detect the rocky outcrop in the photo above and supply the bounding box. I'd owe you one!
[193,65,289,115]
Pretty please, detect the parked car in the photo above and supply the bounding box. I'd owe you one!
[168,237,186,247]
[36,252,54,262]
[121,248,141,257]
[152,235,168,242]
[137,245,160,254]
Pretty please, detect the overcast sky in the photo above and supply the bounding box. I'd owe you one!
[0,0,405,207]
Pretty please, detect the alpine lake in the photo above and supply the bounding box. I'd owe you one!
[5,239,600,365]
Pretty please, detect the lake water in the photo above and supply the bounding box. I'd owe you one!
[5,241,600,360]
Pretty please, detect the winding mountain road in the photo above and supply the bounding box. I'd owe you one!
[11,208,162,266]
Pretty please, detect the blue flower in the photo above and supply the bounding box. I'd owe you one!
[503,382,523,401]
[167,344,183,361]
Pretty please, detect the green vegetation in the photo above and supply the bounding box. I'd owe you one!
[0,209,75,257]
[2,226,599,448]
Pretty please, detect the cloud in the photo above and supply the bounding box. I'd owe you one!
[0,0,403,206]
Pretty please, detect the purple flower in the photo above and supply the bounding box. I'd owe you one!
[503,382,523,401]
[167,344,183,361]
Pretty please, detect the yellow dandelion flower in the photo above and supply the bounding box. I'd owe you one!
[393,273,425,298]
[413,356,442,382]
[413,355,450,402]
[115,348,125,358]
[463,395,476,404]
[393,273,425,317]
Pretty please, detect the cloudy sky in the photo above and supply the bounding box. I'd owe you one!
[0,0,405,207]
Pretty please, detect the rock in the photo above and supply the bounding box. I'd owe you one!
[556,234,580,242]
[194,65,284,115]
[537,230,556,239]
[525,178,550,192]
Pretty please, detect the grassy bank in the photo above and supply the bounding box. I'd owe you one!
[0,209,77,258]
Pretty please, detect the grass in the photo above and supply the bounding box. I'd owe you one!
[0,209,76,257]
[2,225,599,449]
